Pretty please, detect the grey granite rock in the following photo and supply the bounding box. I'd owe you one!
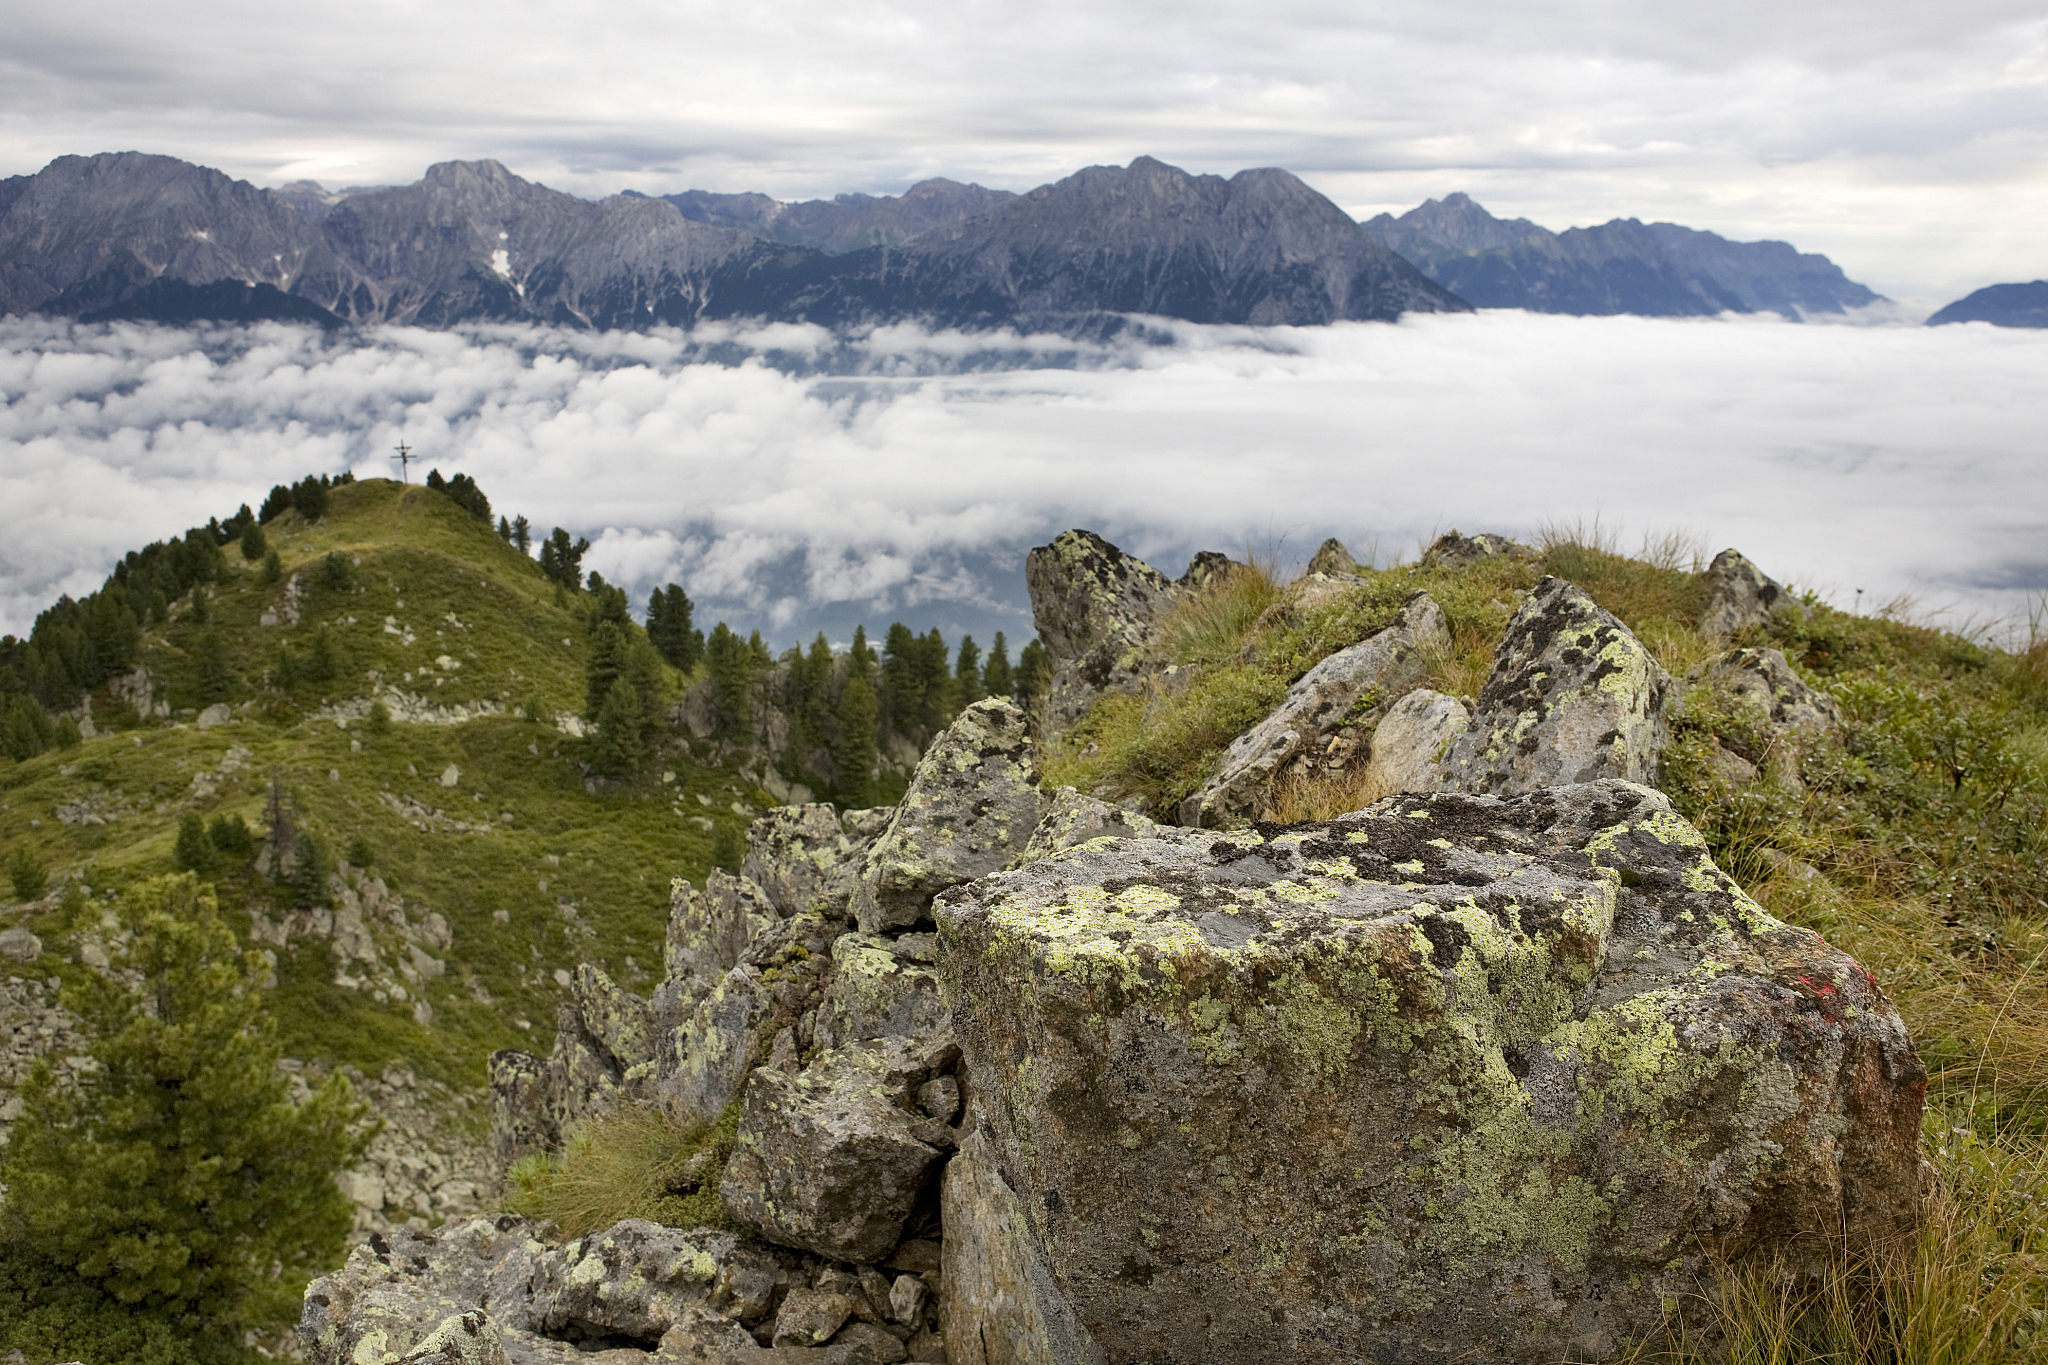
[1440,576,1670,793]
[1180,593,1447,827]
[1360,687,1469,798]
[1700,548,1795,638]
[852,700,1044,934]
[934,781,1926,1363]
[719,1040,949,1263]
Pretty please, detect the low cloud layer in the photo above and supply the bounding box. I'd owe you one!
[2,312,2043,651]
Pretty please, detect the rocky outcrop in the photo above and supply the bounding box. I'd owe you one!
[1440,576,1670,793]
[1700,548,1794,639]
[299,1206,952,1365]
[934,780,1926,1364]
[1024,531,1181,734]
[1359,687,1469,798]
[1179,593,1447,827]
[743,804,894,920]
[852,699,1045,934]
[1018,788,1158,864]
[1303,538,1362,578]
[1679,646,1841,788]
[1419,529,1536,570]
[719,1038,954,1263]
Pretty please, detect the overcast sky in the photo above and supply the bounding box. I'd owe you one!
[3,313,2041,650]
[1,0,2043,299]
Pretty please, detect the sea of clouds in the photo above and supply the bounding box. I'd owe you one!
[1,311,2043,650]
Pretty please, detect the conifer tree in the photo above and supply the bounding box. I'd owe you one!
[646,585,702,671]
[289,476,328,522]
[879,623,919,737]
[585,621,629,720]
[591,677,648,776]
[257,484,292,523]
[955,635,985,707]
[196,631,233,703]
[189,584,209,625]
[831,664,878,808]
[705,624,752,739]
[983,631,1013,701]
[239,522,267,561]
[916,628,954,735]
[260,549,282,585]
[512,515,532,555]
[538,529,590,591]
[0,875,366,1331]
[172,813,214,874]
[497,515,512,541]
[1016,638,1052,715]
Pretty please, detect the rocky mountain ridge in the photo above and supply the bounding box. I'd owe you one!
[1362,191,1884,318]
[0,153,1462,332]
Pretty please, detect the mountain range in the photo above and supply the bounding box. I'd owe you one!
[0,153,1460,332]
[0,151,1908,332]
[1360,192,1884,318]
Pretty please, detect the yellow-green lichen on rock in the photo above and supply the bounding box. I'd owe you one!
[1441,576,1672,794]
[934,779,1927,1364]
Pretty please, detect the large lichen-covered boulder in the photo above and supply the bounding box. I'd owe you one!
[934,781,1926,1364]
[852,699,1045,935]
[300,1216,776,1365]
[941,1129,1105,1365]
[657,872,781,1018]
[1440,577,1671,793]
[1361,687,1469,798]
[1700,548,1794,638]
[1180,593,1447,827]
[299,1217,554,1363]
[1025,530,1181,733]
[744,803,895,920]
[1678,647,1842,790]
[719,1039,952,1264]
[487,1049,556,1169]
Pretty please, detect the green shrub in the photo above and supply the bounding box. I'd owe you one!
[0,875,367,1335]
[0,1245,266,1365]
[320,552,351,591]
[367,699,392,735]
[260,550,282,585]
[238,522,267,562]
[206,813,255,861]
[5,849,47,902]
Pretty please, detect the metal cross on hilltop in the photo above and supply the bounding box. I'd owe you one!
[392,441,413,483]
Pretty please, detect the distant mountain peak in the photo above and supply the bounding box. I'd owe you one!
[1361,191,1881,320]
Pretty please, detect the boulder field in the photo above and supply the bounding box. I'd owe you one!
[302,531,1923,1365]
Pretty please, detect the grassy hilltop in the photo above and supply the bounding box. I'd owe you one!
[0,477,748,1088]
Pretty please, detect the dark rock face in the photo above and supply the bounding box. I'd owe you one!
[784,157,1468,330]
[1925,279,2048,328]
[2,152,1465,333]
[1364,192,1883,319]
[1024,529,1182,734]
[665,178,1017,255]
[934,781,1927,1364]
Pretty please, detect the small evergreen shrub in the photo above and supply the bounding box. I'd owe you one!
[238,522,267,561]
[5,849,46,902]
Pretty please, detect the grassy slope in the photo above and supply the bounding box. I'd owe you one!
[0,479,763,1091]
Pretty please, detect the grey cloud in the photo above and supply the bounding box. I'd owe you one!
[2,313,2043,653]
